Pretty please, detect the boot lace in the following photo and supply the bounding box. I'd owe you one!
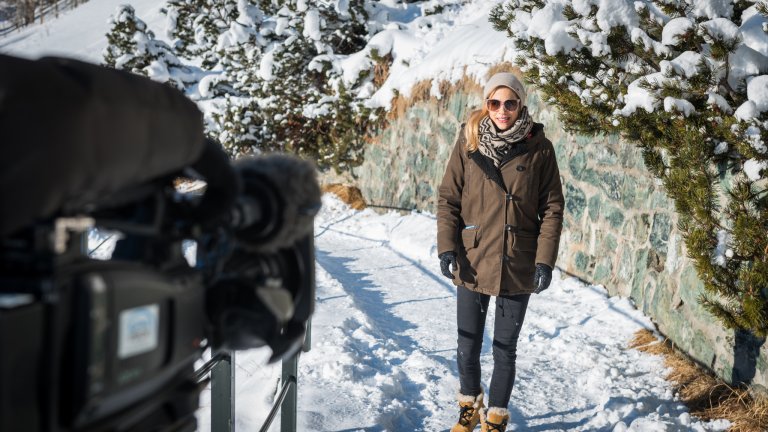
[485,418,508,432]
[458,405,476,426]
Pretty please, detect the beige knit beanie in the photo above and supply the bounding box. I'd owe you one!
[483,72,526,102]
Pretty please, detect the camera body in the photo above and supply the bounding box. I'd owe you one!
[1,244,206,432]
[0,55,320,432]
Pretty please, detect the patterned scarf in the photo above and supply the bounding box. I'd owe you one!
[478,107,534,168]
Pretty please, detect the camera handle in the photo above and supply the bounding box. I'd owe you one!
[52,217,94,254]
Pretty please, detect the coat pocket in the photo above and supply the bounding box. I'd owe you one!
[507,233,537,283]
[457,226,479,288]
[461,226,479,250]
[511,233,537,252]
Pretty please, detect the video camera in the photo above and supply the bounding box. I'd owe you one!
[0,55,321,432]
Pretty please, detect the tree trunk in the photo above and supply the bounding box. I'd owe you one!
[23,0,35,25]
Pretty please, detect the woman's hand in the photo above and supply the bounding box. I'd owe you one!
[533,263,552,293]
[439,251,457,279]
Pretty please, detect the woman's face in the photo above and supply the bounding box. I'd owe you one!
[486,87,521,131]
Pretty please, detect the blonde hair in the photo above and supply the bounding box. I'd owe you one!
[466,85,509,152]
[464,107,487,153]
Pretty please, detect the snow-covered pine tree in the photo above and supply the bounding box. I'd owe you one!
[215,0,265,97]
[104,4,196,90]
[103,0,387,172]
[491,0,768,334]
[212,0,382,172]
[103,5,146,69]
[162,0,240,68]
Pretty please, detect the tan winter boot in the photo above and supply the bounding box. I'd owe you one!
[450,392,484,432]
[480,407,509,432]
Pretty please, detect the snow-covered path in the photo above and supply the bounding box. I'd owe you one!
[309,214,460,430]
[88,195,728,432]
[226,195,727,432]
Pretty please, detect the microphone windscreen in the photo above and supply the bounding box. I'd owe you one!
[234,154,321,251]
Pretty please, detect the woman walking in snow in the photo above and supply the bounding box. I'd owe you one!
[437,72,564,432]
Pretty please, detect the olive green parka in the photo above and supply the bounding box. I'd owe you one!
[437,123,564,296]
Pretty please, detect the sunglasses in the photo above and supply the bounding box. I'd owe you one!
[486,99,521,112]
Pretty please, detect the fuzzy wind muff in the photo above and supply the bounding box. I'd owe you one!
[481,407,509,432]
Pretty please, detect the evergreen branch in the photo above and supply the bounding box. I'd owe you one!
[492,0,768,335]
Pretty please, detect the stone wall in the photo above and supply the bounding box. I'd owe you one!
[338,76,768,390]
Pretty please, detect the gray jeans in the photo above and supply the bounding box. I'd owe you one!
[456,285,530,408]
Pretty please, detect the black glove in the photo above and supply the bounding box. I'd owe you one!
[533,263,552,294]
[439,251,457,279]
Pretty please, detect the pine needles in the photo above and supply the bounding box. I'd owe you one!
[491,0,768,335]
